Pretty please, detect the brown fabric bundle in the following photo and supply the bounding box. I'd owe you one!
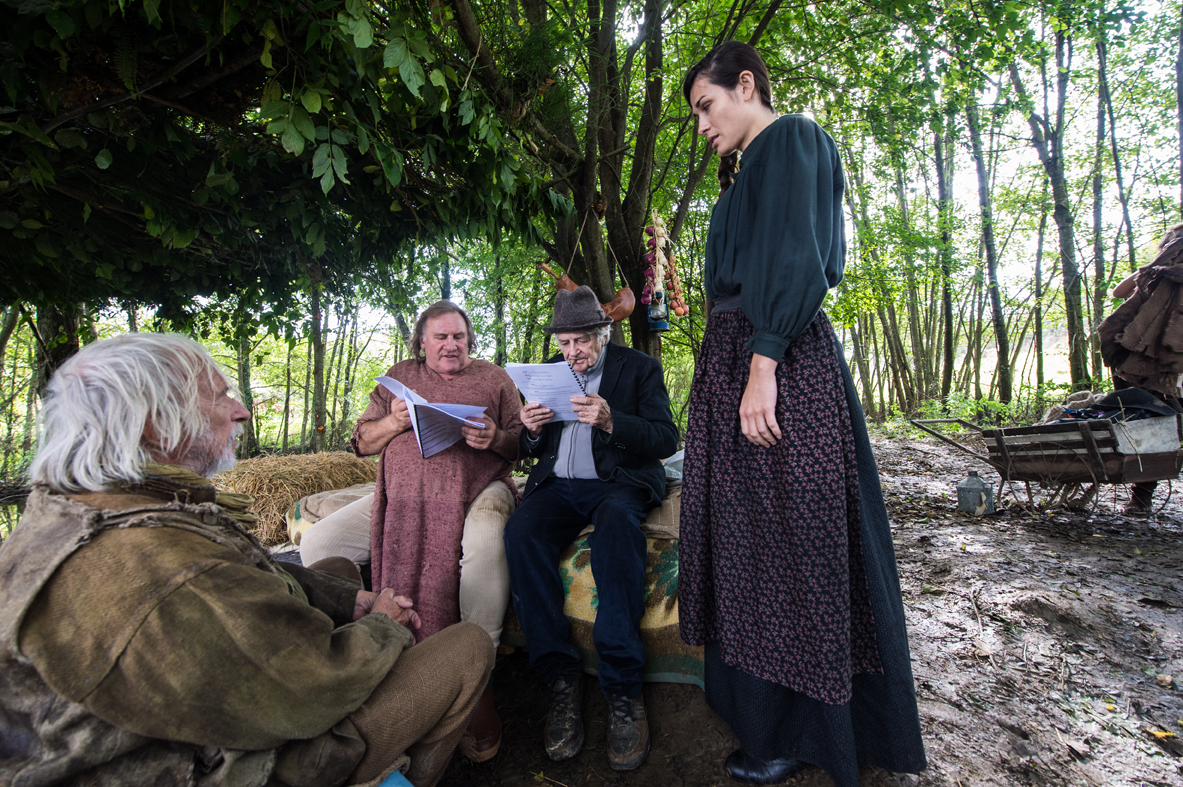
[1099,240,1183,398]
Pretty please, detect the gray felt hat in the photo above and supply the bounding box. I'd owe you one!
[545,285,613,334]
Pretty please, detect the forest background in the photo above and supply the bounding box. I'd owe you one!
[2,0,1183,533]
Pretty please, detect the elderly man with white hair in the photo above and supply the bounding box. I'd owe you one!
[0,333,492,787]
[503,286,679,772]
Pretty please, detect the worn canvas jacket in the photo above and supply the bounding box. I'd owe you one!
[0,469,413,787]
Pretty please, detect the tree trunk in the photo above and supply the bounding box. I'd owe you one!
[893,156,930,397]
[1099,37,1136,272]
[281,342,292,452]
[0,308,19,368]
[440,250,452,300]
[848,311,876,420]
[336,313,360,448]
[1091,74,1107,383]
[300,337,312,451]
[235,329,259,458]
[965,100,1012,404]
[494,257,508,366]
[1009,48,1088,388]
[309,286,327,453]
[934,119,956,403]
[520,269,544,363]
[1177,3,1183,217]
[34,303,81,395]
[1035,181,1049,404]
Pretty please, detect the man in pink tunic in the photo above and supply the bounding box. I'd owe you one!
[301,300,523,762]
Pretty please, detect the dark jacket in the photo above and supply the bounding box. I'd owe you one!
[519,342,679,508]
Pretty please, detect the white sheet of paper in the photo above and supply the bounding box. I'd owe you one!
[374,377,487,458]
[504,363,584,422]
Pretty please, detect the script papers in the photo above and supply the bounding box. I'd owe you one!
[504,363,584,422]
[375,377,487,458]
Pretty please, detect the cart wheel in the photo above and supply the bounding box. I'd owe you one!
[998,479,1098,511]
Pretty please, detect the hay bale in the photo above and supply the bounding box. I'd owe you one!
[213,452,378,546]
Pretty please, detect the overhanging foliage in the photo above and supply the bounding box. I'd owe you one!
[0,0,565,323]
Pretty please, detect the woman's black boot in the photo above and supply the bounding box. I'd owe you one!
[724,747,803,784]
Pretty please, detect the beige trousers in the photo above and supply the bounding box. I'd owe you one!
[299,481,515,648]
[348,622,494,786]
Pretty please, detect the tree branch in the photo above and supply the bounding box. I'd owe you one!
[42,34,226,134]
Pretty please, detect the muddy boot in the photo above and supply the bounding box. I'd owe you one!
[458,687,501,763]
[606,693,649,771]
[544,673,584,761]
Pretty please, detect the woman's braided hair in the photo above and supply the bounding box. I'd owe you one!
[682,41,774,196]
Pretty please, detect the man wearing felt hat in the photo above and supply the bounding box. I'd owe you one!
[504,285,678,772]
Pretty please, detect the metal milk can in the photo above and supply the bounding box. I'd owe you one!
[956,471,994,515]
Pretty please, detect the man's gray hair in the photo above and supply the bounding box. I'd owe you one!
[29,333,229,493]
[591,324,612,345]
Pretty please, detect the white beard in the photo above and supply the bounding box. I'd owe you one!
[197,424,243,477]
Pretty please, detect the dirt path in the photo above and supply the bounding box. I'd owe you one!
[444,430,1183,786]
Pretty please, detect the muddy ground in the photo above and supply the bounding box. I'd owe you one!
[442,427,1183,787]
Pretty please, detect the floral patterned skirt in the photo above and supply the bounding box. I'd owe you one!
[678,308,881,705]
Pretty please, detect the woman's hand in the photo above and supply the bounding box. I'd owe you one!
[739,354,782,448]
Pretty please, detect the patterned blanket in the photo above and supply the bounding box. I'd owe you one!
[501,535,704,688]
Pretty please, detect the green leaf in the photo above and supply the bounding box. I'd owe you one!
[45,10,76,39]
[54,129,87,150]
[0,211,17,229]
[312,143,332,177]
[172,227,199,248]
[383,37,408,70]
[300,90,322,114]
[330,127,348,145]
[357,126,370,155]
[406,35,432,61]
[400,56,425,99]
[320,168,335,194]
[379,146,402,188]
[261,80,282,108]
[0,119,59,149]
[35,234,60,258]
[430,68,447,90]
[81,203,92,224]
[94,149,113,169]
[458,99,474,125]
[142,0,161,24]
[21,219,44,229]
[281,124,305,155]
[260,39,273,69]
[260,99,290,120]
[330,144,349,182]
[352,18,373,49]
[290,106,316,141]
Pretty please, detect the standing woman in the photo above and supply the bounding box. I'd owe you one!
[677,42,926,786]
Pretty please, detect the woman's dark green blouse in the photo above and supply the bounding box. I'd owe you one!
[705,113,846,360]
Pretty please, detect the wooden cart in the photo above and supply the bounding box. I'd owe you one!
[909,415,1183,505]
